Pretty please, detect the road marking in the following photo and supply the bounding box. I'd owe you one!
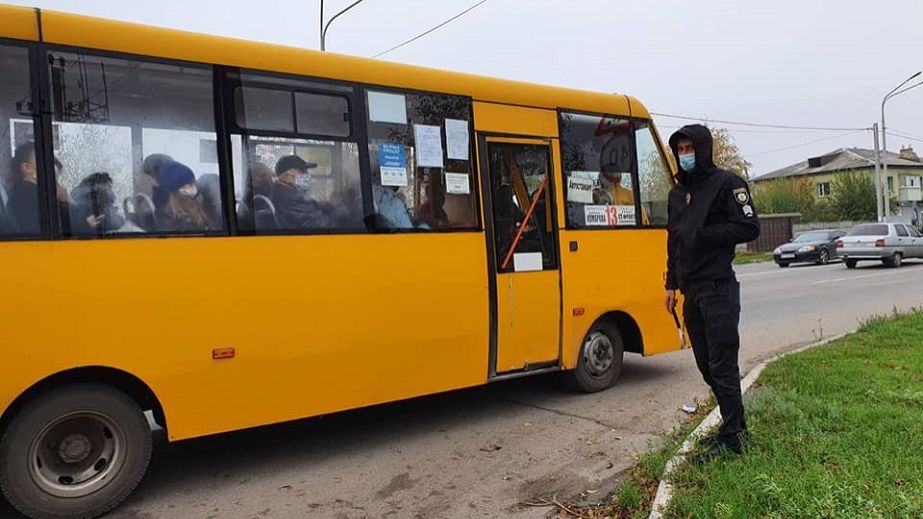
[810,268,923,285]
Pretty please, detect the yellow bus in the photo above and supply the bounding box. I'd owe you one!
[0,5,679,518]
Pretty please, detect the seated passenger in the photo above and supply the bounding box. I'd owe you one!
[372,184,413,229]
[70,172,126,235]
[155,160,211,232]
[193,173,223,230]
[415,175,449,228]
[136,153,171,197]
[270,155,351,230]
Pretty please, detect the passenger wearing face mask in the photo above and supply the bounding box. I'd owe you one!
[270,155,349,230]
[155,160,211,232]
[664,124,760,458]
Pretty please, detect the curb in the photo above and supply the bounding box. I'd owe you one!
[647,332,850,519]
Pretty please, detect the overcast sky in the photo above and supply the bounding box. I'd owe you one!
[9,0,923,176]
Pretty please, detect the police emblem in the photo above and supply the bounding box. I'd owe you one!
[733,187,750,205]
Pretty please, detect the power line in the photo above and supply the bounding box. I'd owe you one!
[887,130,923,144]
[657,124,863,135]
[744,130,868,159]
[372,0,490,58]
[651,112,869,132]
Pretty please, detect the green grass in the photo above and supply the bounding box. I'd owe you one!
[733,251,773,265]
[665,311,923,519]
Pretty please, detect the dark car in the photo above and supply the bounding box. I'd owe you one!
[773,229,846,267]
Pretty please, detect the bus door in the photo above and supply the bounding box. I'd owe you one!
[480,136,562,376]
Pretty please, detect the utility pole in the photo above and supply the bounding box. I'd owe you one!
[881,71,923,221]
[320,0,325,50]
[873,123,883,222]
[320,0,366,52]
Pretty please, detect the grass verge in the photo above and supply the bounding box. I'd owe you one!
[665,311,923,518]
[733,251,773,265]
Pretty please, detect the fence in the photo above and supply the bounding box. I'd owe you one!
[748,213,799,252]
[793,221,872,234]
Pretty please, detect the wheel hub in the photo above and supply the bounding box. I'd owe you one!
[583,332,613,377]
[58,434,92,464]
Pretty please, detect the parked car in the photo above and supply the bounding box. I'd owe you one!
[836,222,923,268]
[773,229,845,267]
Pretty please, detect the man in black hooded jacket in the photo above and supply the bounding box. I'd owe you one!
[665,124,760,455]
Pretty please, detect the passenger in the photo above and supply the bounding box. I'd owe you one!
[372,184,413,229]
[136,153,171,198]
[415,173,449,228]
[70,172,126,235]
[193,173,223,230]
[270,155,350,230]
[155,160,210,232]
[7,142,41,234]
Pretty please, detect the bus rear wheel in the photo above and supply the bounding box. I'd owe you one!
[567,320,624,393]
[0,384,152,519]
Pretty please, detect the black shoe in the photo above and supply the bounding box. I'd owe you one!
[688,441,740,464]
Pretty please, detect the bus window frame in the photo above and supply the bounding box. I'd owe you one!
[0,38,52,242]
[40,43,232,240]
[361,83,482,233]
[221,66,374,237]
[558,108,675,232]
[632,119,673,230]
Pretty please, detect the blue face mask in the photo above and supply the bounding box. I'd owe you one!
[679,152,696,172]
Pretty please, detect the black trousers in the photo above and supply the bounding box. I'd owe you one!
[683,277,746,450]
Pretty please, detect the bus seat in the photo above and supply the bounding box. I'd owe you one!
[252,194,277,230]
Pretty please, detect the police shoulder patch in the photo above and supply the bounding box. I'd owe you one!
[732,187,750,205]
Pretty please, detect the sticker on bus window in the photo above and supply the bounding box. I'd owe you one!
[584,205,609,226]
[379,142,408,186]
[513,252,543,272]
[567,176,595,203]
[413,124,444,168]
[445,172,470,194]
[613,205,636,226]
[445,119,470,160]
[368,91,407,124]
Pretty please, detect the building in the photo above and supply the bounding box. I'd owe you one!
[752,146,923,221]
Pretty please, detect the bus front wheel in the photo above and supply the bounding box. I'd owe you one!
[567,321,624,393]
[0,384,152,519]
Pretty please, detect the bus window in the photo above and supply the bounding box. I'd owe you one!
[229,73,364,233]
[47,51,223,235]
[364,89,478,230]
[559,112,641,229]
[1,44,41,238]
[635,122,671,226]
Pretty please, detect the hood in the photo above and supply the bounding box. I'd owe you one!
[668,124,716,184]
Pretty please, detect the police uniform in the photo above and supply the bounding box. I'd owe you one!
[666,124,761,453]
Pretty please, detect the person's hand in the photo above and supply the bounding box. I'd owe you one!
[56,183,69,203]
[85,214,106,229]
[665,289,677,314]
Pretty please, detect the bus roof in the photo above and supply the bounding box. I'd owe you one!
[0,3,651,119]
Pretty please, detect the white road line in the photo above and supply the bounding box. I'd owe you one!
[811,268,923,285]
[737,264,840,280]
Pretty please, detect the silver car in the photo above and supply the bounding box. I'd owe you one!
[837,222,923,268]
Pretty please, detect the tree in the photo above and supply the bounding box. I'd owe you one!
[751,177,815,216]
[830,171,876,221]
[710,127,753,178]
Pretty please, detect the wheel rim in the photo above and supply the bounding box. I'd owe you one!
[582,331,614,379]
[820,250,828,264]
[28,411,127,498]
[895,254,902,266]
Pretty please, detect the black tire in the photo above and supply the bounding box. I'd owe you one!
[778,262,790,268]
[888,252,903,268]
[566,320,624,393]
[845,259,858,269]
[817,249,830,265]
[0,384,152,519]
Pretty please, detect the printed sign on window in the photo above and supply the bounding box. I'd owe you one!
[584,204,636,226]
[445,172,470,194]
[584,205,609,226]
[567,176,594,203]
[379,142,407,187]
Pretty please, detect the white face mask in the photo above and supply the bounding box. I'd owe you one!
[178,185,198,198]
[294,173,313,191]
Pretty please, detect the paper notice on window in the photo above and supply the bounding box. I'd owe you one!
[413,124,444,168]
[379,142,408,186]
[513,252,543,272]
[368,91,407,124]
[445,119,470,160]
[613,205,636,226]
[567,176,594,203]
[584,205,609,226]
[445,172,470,194]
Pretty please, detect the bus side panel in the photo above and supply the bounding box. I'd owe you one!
[558,228,680,368]
[0,233,489,441]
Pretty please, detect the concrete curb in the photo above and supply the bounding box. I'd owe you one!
[647,332,850,519]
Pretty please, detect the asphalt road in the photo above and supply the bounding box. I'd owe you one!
[4,258,922,519]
